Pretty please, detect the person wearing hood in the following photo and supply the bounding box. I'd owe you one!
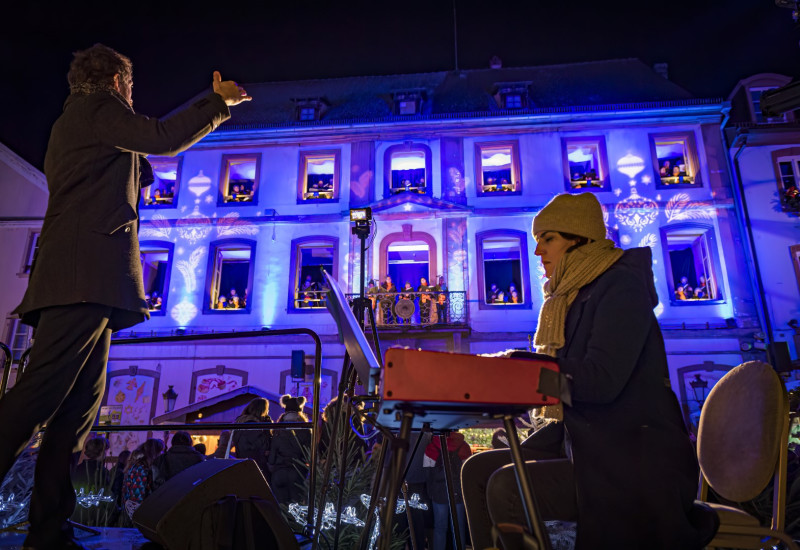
[268,395,311,503]
[462,193,704,549]
[231,398,273,475]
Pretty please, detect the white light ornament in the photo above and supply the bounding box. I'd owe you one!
[75,488,114,509]
[176,205,212,245]
[0,493,22,512]
[616,153,645,179]
[614,182,658,233]
[187,170,212,197]
[287,502,365,531]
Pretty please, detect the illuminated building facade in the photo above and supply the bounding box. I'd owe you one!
[2,60,795,445]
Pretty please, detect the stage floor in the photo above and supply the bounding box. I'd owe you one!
[0,527,156,549]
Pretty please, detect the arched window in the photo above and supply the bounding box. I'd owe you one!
[660,223,724,304]
[288,236,339,312]
[204,239,256,313]
[139,241,174,316]
[475,229,532,310]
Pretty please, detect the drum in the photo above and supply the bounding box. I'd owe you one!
[394,298,415,320]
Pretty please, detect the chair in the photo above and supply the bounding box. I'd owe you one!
[696,360,799,549]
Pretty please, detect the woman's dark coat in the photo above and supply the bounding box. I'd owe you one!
[13,90,230,330]
[231,414,273,473]
[556,247,701,548]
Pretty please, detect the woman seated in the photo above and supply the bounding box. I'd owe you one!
[462,193,703,549]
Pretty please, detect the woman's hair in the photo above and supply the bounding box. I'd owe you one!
[67,43,132,93]
[125,438,164,473]
[242,397,268,419]
[278,410,309,422]
[558,231,592,254]
[83,436,109,459]
[116,449,131,468]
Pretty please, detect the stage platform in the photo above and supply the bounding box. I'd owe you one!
[0,527,157,549]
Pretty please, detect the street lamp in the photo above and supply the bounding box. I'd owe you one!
[689,374,709,406]
[162,385,178,413]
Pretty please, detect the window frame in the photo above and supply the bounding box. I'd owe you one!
[659,223,726,306]
[475,229,532,310]
[287,236,339,314]
[561,136,610,193]
[19,229,40,277]
[649,132,701,189]
[139,240,175,316]
[474,140,522,197]
[771,147,800,208]
[140,156,182,209]
[383,143,433,198]
[218,153,261,206]
[5,317,32,362]
[297,149,341,204]
[203,238,256,314]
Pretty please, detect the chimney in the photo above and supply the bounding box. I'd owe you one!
[489,55,502,69]
[653,62,669,80]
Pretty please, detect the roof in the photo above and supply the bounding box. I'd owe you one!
[213,58,701,130]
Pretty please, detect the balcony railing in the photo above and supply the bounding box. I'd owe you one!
[347,290,468,327]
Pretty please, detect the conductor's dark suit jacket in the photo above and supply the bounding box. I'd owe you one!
[14,90,230,330]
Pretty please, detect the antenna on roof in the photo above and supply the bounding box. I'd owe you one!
[453,0,459,71]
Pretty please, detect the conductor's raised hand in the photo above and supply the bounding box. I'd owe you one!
[212,71,252,106]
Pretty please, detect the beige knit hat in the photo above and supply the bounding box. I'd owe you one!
[532,193,607,241]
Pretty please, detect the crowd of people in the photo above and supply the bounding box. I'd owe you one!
[674,275,711,300]
[367,274,449,324]
[225,183,255,202]
[297,275,331,308]
[214,287,247,309]
[144,292,162,311]
[142,184,176,206]
[659,159,691,184]
[486,282,521,304]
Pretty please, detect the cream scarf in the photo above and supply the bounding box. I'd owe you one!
[532,239,623,419]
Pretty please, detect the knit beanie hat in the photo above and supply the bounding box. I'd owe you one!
[280,394,306,413]
[532,193,607,242]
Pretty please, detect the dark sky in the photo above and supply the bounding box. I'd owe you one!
[1,0,798,170]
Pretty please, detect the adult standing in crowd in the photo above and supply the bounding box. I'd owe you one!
[462,193,704,549]
[269,395,311,503]
[152,431,205,490]
[231,398,273,476]
[0,43,251,549]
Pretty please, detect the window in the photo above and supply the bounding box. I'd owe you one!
[20,231,39,275]
[475,141,521,195]
[219,154,259,204]
[299,106,316,121]
[384,143,432,196]
[298,150,340,202]
[495,83,530,109]
[475,230,532,310]
[750,86,781,123]
[6,318,32,362]
[288,237,338,312]
[294,98,326,122]
[660,224,723,304]
[205,240,255,313]
[562,137,609,192]
[771,148,800,212]
[393,91,423,115]
[650,133,699,188]
[141,157,181,207]
[140,242,173,315]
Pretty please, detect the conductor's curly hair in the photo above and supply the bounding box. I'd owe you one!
[67,43,132,91]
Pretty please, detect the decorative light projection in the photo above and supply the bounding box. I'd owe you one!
[216,212,259,238]
[176,247,205,293]
[176,205,212,245]
[615,183,658,232]
[664,193,714,222]
[615,153,645,179]
[620,235,632,246]
[170,299,199,325]
[187,170,212,197]
[0,493,21,512]
[139,214,172,239]
[638,233,658,248]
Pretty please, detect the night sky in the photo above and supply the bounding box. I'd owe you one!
[1,0,798,170]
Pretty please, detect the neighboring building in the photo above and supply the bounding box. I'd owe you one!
[1,59,781,446]
[0,142,47,365]
[724,73,800,373]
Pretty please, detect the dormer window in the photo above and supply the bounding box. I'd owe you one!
[495,83,530,110]
[294,98,325,122]
[393,91,423,115]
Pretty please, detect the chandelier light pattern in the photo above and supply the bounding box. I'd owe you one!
[614,184,659,232]
[170,299,199,325]
[176,205,212,245]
